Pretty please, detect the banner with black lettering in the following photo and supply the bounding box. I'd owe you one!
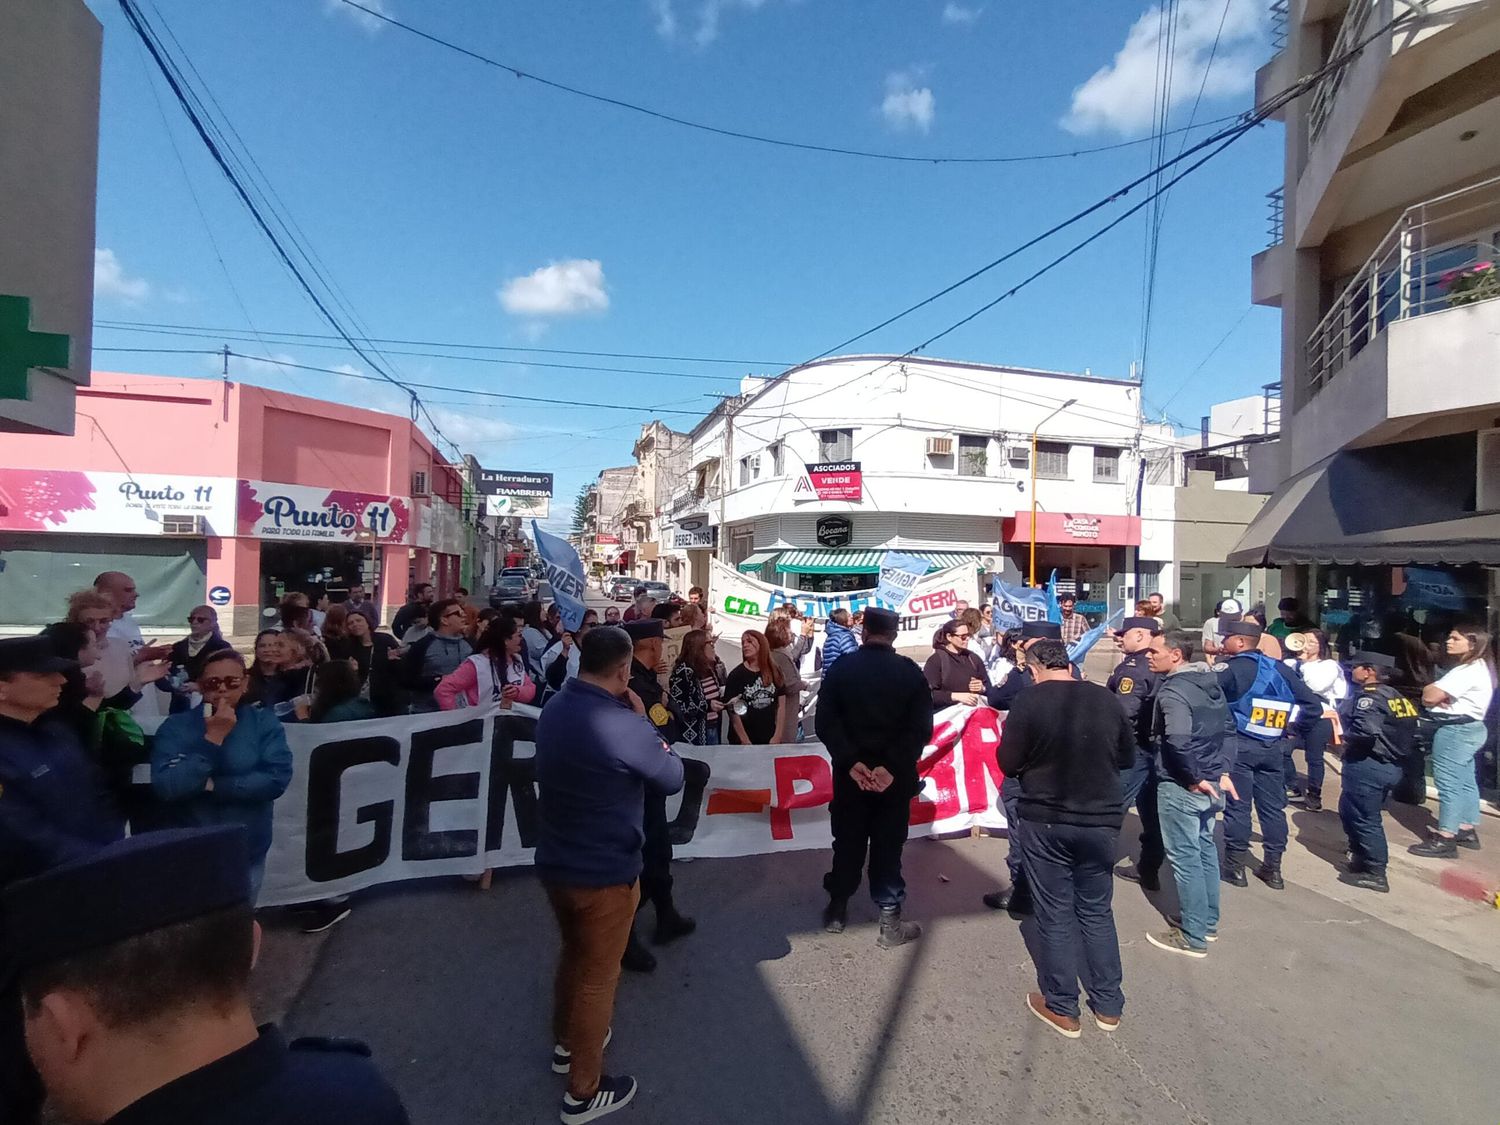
[238,702,1005,907]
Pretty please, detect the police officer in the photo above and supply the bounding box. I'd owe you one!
[980,620,1066,912]
[3,826,410,1124]
[1216,620,1322,890]
[621,619,695,973]
[1339,652,1418,893]
[1,635,125,1125]
[815,607,933,946]
[1109,616,1165,892]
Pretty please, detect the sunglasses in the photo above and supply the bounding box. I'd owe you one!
[951,631,970,640]
[443,608,465,619]
[200,676,244,691]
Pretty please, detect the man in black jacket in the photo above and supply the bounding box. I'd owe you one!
[996,639,1135,1038]
[1143,631,1234,957]
[1109,616,1164,892]
[815,607,933,947]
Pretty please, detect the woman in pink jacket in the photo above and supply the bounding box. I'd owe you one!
[435,615,537,711]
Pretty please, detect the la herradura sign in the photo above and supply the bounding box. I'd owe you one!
[795,461,863,503]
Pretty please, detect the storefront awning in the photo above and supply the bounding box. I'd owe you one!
[916,552,986,572]
[1227,434,1500,567]
[776,549,883,574]
[738,550,781,573]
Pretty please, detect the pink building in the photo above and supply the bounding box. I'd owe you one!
[0,372,469,634]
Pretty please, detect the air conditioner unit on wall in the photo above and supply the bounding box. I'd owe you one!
[160,514,205,536]
[1006,444,1030,465]
[926,436,954,456]
[1479,429,1500,511]
[412,470,430,496]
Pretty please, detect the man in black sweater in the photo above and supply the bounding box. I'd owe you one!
[815,607,933,947]
[996,639,1135,1039]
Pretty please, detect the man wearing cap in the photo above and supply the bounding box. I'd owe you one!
[1338,652,1418,893]
[980,620,1068,913]
[1058,594,1088,647]
[1109,617,1165,892]
[619,618,695,972]
[816,606,932,946]
[1,635,127,1124]
[4,826,409,1124]
[1216,620,1322,890]
[1200,598,1243,659]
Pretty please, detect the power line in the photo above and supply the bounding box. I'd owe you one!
[334,0,1245,167]
[93,318,788,368]
[1151,306,1253,413]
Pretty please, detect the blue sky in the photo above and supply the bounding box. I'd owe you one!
[88,0,1283,530]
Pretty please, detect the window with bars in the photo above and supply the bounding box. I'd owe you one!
[957,434,988,477]
[1093,446,1122,482]
[817,428,853,461]
[1035,441,1070,480]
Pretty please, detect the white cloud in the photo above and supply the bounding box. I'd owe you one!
[649,0,678,38]
[498,259,610,317]
[651,0,771,47]
[942,3,981,25]
[324,0,391,34]
[1062,0,1266,136]
[881,71,936,134]
[94,249,151,304]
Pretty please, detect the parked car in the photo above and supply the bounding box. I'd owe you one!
[488,575,531,607]
[641,581,678,604]
[608,577,639,602]
[500,566,535,595]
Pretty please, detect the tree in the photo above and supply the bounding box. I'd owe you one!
[572,484,595,535]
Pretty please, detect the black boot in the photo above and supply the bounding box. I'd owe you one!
[822,897,848,934]
[1302,789,1322,813]
[1220,851,1248,888]
[652,899,697,945]
[1408,833,1459,859]
[876,906,921,948]
[621,927,657,973]
[1254,861,1285,891]
[1345,852,1369,874]
[1114,863,1160,892]
[1456,827,1482,851]
[1346,865,1389,893]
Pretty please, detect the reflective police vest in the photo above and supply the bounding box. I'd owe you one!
[1227,653,1298,741]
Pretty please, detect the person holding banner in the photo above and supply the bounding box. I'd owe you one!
[435,616,536,711]
[923,619,991,709]
[725,632,787,747]
[815,607,932,947]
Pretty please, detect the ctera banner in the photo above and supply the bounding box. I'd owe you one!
[709,557,976,647]
[134,701,1006,907]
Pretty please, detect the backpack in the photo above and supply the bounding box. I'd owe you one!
[1227,653,1298,742]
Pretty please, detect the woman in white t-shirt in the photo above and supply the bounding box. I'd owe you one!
[1283,629,1347,809]
[1409,626,1495,857]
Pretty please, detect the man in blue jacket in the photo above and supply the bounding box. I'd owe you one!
[535,626,685,1125]
[1143,631,1234,957]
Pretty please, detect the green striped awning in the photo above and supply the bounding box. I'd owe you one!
[775,549,984,576]
[737,550,782,573]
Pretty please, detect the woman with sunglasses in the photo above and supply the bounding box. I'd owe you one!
[435,614,535,711]
[400,598,474,713]
[150,650,293,903]
[923,618,991,708]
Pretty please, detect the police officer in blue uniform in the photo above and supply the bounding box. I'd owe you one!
[1338,652,1418,894]
[621,619,696,973]
[3,826,410,1124]
[0,635,126,1125]
[1109,617,1165,892]
[1215,621,1322,890]
[980,620,1067,913]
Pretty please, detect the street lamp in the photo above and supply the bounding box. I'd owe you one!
[1029,397,1076,587]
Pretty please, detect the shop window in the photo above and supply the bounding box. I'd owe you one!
[818,428,853,461]
[1035,441,1070,480]
[958,434,988,477]
[1093,446,1121,482]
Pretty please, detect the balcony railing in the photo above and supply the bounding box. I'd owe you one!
[1308,0,1377,139]
[1266,187,1284,248]
[1306,174,1500,394]
[1269,0,1290,51]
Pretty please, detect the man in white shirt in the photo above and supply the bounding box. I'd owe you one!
[94,571,172,720]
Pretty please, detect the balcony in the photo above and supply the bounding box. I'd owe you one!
[1252,187,1287,307]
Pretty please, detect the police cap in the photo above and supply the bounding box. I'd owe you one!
[863,606,901,633]
[3,826,250,974]
[621,618,665,642]
[1122,616,1161,635]
[0,635,77,676]
[1223,620,1263,639]
[1350,650,1396,670]
[1021,621,1063,640]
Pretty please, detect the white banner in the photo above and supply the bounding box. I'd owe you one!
[707,557,977,647]
[233,701,1005,906]
[0,468,237,535]
[238,479,412,544]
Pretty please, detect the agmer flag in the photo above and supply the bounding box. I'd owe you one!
[875,551,931,611]
[531,520,587,631]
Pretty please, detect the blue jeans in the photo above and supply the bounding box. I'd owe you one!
[1015,818,1124,1020]
[248,858,266,907]
[1339,757,1401,866]
[1284,717,1330,794]
[1225,737,1289,861]
[1431,721,1486,834]
[1120,748,1164,873]
[1000,775,1029,904]
[1156,784,1222,950]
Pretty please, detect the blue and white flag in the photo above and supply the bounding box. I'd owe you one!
[875,551,930,611]
[990,577,1050,632]
[1068,607,1125,667]
[531,521,588,632]
[1044,569,1062,625]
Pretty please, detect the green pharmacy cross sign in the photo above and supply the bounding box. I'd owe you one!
[0,294,72,401]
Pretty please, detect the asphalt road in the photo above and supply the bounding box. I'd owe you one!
[284,829,1498,1125]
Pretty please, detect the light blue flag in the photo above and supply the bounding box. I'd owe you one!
[990,576,1050,631]
[531,520,588,632]
[875,551,930,611]
[1068,607,1125,667]
[1045,569,1062,624]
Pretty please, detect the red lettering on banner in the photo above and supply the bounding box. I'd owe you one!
[706,788,772,815]
[905,588,958,616]
[770,755,833,840]
[912,749,961,826]
[961,711,1005,812]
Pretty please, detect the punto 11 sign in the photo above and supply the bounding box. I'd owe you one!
[476,469,554,497]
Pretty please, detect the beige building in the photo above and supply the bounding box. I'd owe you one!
[1235,0,1500,649]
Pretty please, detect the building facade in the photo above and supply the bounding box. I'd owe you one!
[1235,0,1500,653]
[0,372,468,634]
